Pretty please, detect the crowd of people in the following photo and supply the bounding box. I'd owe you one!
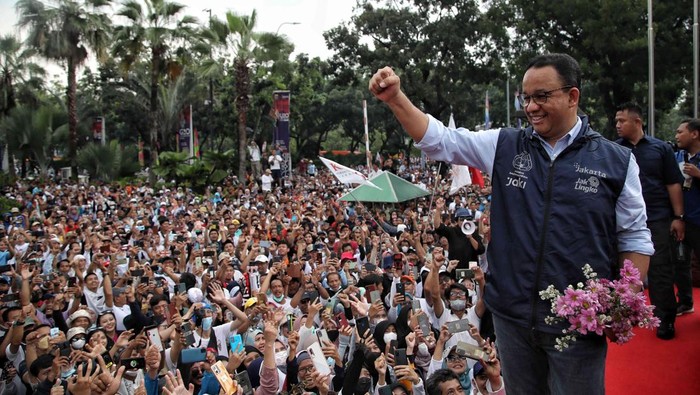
[0,149,501,395]
[1,51,699,395]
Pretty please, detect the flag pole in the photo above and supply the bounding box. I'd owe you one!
[363,100,371,174]
[426,162,443,222]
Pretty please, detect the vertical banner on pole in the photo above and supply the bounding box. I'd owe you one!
[92,117,104,144]
[178,106,191,157]
[272,90,291,178]
[363,100,371,175]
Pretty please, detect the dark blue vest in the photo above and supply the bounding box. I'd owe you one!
[485,117,631,333]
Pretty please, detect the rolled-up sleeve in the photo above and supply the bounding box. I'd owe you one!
[255,365,279,395]
[616,154,655,255]
[414,115,500,175]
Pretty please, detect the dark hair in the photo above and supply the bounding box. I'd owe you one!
[681,118,700,133]
[426,369,461,395]
[617,102,644,118]
[444,283,470,301]
[2,306,21,322]
[149,294,168,308]
[526,53,582,89]
[30,354,54,377]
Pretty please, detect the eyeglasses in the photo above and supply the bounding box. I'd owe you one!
[446,355,466,362]
[519,86,574,107]
[298,365,315,374]
[450,291,466,298]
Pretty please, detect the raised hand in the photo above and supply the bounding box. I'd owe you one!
[163,370,195,395]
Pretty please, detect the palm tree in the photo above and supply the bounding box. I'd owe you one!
[16,0,111,178]
[0,105,61,178]
[112,0,197,181]
[212,10,291,179]
[0,35,46,176]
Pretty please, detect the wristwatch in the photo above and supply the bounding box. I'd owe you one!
[672,214,685,221]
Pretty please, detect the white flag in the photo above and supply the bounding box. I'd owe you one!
[319,157,381,189]
[450,164,472,195]
[447,113,471,194]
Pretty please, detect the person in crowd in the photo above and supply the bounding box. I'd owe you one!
[674,118,700,317]
[369,53,653,394]
[615,102,685,340]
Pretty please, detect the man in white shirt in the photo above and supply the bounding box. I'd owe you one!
[268,149,283,182]
[248,140,262,179]
[261,169,274,192]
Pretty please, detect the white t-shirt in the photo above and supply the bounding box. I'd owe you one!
[191,322,236,358]
[261,174,273,191]
[84,286,108,314]
[113,303,132,331]
[268,155,282,170]
[437,303,481,368]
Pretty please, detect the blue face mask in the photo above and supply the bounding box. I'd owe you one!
[202,317,212,331]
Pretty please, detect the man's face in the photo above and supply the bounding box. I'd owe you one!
[85,274,99,291]
[615,110,640,140]
[271,279,285,297]
[676,122,696,150]
[521,65,578,140]
[438,378,463,395]
[153,301,168,317]
[277,243,289,256]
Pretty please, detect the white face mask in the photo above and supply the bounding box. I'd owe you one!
[401,246,409,253]
[275,350,288,366]
[383,332,397,344]
[71,339,86,350]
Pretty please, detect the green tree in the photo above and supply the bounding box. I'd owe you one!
[112,0,197,176]
[218,9,292,179]
[0,34,46,176]
[77,140,139,181]
[16,0,112,176]
[501,0,693,136]
[0,105,62,178]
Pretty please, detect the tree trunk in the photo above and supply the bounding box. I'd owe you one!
[67,57,78,179]
[235,59,250,180]
[148,51,160,186]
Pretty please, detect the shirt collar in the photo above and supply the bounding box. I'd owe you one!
[531,117,583,146]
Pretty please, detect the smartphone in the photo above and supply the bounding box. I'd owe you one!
[356,316,371,338]
[59,342,73,357]
[317,329,331,345]
[446,318,471,334]
[259,240,271,249]
[176,235,185,243]
[0,265,14,274]
[1,294,19,302]
[370,290,381,304]
[67,277,77,287]
[335,311,349,327]
[456,341,491,362]
[23,317,35,327]
[229,334,244,353]
[101,351,114,368]
[177,283,187,295]
[180,348,207,364]
[131,269,144,277]
[469,261,478,269]
[412,299,421,313]
[389,339,397,357]
[181,322,196,346]
[417,314,431,337]
[203,250,215,257]
[307,342,331,375]
[395,348,408,366]
[121,357,146,370]
[40,274,54,282]
[396,283,405,297]
[211,361,237,394]
[348,261,357,270]
[50,327,60,338]
[146,326,163,352]
[456,269,475,280]
[140,276,150,285]
[236,371,254,395]
[194,257,202,270]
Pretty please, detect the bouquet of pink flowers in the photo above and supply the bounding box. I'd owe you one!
[540,259,660,351]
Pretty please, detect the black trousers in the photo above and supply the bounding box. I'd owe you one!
[647,219,676,323]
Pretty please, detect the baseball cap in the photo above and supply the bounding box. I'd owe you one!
[254,255,269,263]
[340,252,354,262]
[454,208,472,219]
[67,327,86,341]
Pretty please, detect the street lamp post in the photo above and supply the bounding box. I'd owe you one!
[276,22,300,35]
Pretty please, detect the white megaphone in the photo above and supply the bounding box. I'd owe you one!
[461,219,476,235]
